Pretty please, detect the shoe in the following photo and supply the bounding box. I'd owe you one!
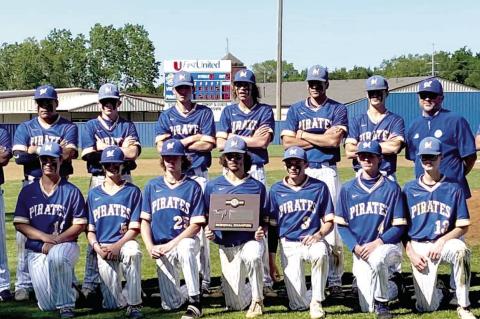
[59,307,75,319]
[390,272,406,302]
[181,303,203,319]
[328,285,344,298]
[201,286,210,297]
[0,289,13,301]
[263,286,278,298]
[309,300,325,319]
[457,306,477,319]
[374,300,392,319]
[246,300,264,318]
[14,288,30,301]
[126,304,143,319]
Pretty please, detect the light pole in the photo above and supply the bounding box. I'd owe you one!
[276,0,283,120]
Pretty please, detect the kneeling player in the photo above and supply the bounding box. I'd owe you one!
[86,146,143,318]
[269,147,333,319]
[335,140,407,319]
[403,137,476,319]
[140,139,205,319]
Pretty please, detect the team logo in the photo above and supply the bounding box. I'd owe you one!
[179,74,186,81]
[434,129,443,138]
[289,148,297,155]
[424,141,432,149]
[104,86,112,93]
[167,142,175,150]
[423,81,432,88]
[312,68,320,75]
[362,141,371,148]
[43,144,53,151]
[230,140,238,147]
[39,88,48,95]
[370,78,378,85]
[226,197,245,208]
[106,149,115,157]
[239,70,247,78]
[414,133,420,139]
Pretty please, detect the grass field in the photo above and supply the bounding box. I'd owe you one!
[1,147,479,318]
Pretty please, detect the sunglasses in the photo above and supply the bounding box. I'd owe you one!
[37,100,56,111]
[103,163,122,168]
[225,153,243,160]
[40,156,59,165]
[100,99,119,108]
[367,90,385,98]
[308,81,326,90]
[419,92,439,100]
[420,154,439,161]
[234,82,251,89]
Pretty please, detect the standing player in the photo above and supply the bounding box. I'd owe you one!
[268,146,334,319]
[204,136,268,318]
[13,85,78,301]
[155,71,215,292]
[140,139,205,319]
[403,137,476,319]
[0,126,12,301]
[335,140,407,318]
[345,75,405,178]
[81,83,141,298]
[281,65,347,296]
[86,146,143,318]
[13,142,87,318]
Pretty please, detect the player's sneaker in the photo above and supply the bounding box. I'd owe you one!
[328,285,344,298]
[309,300,325,319]
[126,304,143,319]
[181,303,203,319]
[0,289,13,301]
[263,286,278,298]
[246,300,264,318]
[14,288,30,301]
[374,300,392,319]
[59,307,75,319]
[457,306,477,319]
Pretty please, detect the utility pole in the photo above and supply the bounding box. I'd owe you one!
[226,38,229,54]
[276,0,283,120]
[431,43,435,76]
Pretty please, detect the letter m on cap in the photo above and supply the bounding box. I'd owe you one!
[423,81,432,88]
[44,144,52,151]
[424,141,432,149]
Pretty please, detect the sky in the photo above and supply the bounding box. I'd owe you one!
[1,0,480,76]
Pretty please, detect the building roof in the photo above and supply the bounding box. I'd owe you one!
[221,52,244,66]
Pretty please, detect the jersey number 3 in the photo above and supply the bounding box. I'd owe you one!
[434,220,449,235]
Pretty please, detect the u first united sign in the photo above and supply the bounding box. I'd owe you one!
[164,60,232,102]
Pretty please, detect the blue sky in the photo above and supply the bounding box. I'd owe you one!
[1,0,479,75]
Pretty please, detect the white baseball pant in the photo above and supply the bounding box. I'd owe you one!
[219,240,265,311]
[280,239,329,310]
[410,239,471,312]
[28,242,79,311]
[0,187,11,292]
[155,237,200,310]
[96,240,142,309]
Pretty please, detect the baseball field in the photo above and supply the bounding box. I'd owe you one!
[1,146,479,318]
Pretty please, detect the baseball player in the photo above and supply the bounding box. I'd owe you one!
[204,136,268,318]
[406,78,476,199]
[155,71,215,293]
[13,85,78,301]
[335,140,407,318]
[0,126,13,302]
[268,146,334,319]
[140,139,205,319]
[13,142,87,319]
[81,83,141,298]
[86,145,143,319]
[216,69,276,296]
[403,137,476,319]
[345,75,405,178]
[281,65,347,297]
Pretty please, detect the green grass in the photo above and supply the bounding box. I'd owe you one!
[1,165,480,318]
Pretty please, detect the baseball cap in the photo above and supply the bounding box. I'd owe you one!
[365,75,388,91]
[160,139,186,156]
[173,71,194,88]
[306,65,328,82]
[417,137,442,155]
[283,146,307,161]
[233,69,256,84]
[100,145,124,164]
[98,83,120,100]
[38,142,62,158]
[418,78,443,95]
[34,85,58,100]
[222,136,247,154]
[356,140,382,156]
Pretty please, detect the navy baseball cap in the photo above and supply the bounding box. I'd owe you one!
[356,140,382,156]
[173,71,194,88]
[306,65,328,82]
[38,142,62,158]
[34,85,58,100]
[365,75,388,91]
[222,136,247,154]
[283,146,307,161]
[98,83,120,100]
[161,139,186,156]
[100,145,124,164]
[417,137,442,156]
[418,78,443,95]
[233,69,256,84]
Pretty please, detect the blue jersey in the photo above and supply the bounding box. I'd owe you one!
[403,176,470,242]
[13,179,87,253]
[217,103,275,166]
[406,108,476,198]
[0,126,12,185]
[13,116,78,177]
[155,104,216,171]
[81,116,141,175]
[269,177,334,241]
[335,176,407,251]
[281,98,348,165]
[141,176,206,244]
[87,182,142,244]
[346,111,404,175]
[204,175,269,247]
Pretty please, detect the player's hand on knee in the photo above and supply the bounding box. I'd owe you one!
[42,243,54,254]
[105,244,121,261]
[360,239,382,260]
[149,245,162,259]
[409,251,428,272]
[204,226,215,241]
[254,227,265,241]
[42,233,59,244]
[301,234,321,246]
[427,238,445,262]
[354,244,365,259]
[158,242,175,255]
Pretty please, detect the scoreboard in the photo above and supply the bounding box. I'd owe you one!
[164,60,232,102]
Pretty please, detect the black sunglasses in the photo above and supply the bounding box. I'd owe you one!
[100,99,119,108]
[420,154,439,161]
[367,90,385,98]
[37,99,56,111]
[419,92,439,100]
[225,153,243,160]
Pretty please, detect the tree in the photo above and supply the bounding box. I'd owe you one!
[252,60,303,82]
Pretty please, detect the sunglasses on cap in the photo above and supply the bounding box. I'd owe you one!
[419,92,439,100]
[225,153,243,160]
[420,154,439,161]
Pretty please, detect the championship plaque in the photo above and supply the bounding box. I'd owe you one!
[208,194,260,231]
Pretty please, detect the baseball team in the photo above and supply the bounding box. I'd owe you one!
[0,66,477,319]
